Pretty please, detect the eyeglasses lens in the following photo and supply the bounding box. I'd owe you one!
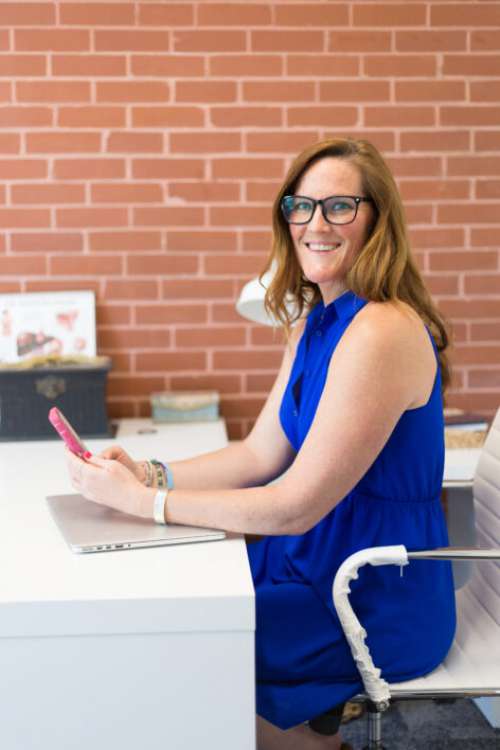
[281,197,313,223]
[324,197,356,224]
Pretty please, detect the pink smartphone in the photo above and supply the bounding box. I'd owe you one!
[48,407,90,458]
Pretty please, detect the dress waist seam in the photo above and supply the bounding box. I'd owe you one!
[351,490,442,505]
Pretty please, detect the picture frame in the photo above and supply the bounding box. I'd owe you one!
[0,290,96,364]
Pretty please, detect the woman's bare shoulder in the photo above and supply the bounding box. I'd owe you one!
[336,299,436,408]
[349,299,427,348]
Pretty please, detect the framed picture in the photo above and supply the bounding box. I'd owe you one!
[0,290,96,364]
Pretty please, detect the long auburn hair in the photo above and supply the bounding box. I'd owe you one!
[263,137,451,391]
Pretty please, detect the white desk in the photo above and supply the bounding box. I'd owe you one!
[443,448,481,488]
[0,419,256,750]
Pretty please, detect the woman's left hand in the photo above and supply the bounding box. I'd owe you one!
[66,450,153,519]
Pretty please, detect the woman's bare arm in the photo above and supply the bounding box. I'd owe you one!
[70,303,437,537]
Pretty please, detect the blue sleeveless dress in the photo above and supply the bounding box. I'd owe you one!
[247,290,456,730]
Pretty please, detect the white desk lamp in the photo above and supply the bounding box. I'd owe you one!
[235,270,275,326]
[236,265,299,327]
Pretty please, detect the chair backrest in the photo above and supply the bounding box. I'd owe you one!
[470,407,500,627]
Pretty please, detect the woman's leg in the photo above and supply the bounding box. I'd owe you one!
[256,715,343,750]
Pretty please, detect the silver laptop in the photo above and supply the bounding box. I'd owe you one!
[46,493,225,554]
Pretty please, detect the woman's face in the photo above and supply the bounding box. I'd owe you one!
[288,157,374,305]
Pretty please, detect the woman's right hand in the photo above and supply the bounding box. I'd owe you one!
[98,445,146,484]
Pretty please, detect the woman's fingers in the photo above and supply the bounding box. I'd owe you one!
[64,446,149,517]
[99,445,123,460]
[97,445,140,477]
[65,450,101,495]
[65,448,82,485]
[84,455,107,468]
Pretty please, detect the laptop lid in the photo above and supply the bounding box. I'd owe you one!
[46,493,225,554]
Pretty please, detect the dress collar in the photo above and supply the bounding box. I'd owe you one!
[317,290,366,323]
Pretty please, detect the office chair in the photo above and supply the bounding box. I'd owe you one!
[332,406,500,749]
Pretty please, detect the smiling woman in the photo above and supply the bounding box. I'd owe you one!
[64,138,456,750]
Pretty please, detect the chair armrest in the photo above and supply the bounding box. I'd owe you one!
[332,545,409,711]
[332,545,500,709]
[407,546,500,561]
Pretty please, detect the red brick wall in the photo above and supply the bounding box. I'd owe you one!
[1,1,499,438]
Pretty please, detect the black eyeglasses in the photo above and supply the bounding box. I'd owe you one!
[280,194,373,226]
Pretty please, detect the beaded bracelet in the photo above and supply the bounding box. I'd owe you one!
[151,459,166,488]
[142,460,153,487]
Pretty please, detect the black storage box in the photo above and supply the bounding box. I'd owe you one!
[0,356,112,440]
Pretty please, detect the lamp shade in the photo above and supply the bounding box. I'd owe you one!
[235,271,275,326]
[236,268,299,327]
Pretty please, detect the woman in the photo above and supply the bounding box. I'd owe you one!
[67,138,456,750]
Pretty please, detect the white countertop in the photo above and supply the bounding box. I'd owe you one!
[0,419,255,638]
[443,448,481,486]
